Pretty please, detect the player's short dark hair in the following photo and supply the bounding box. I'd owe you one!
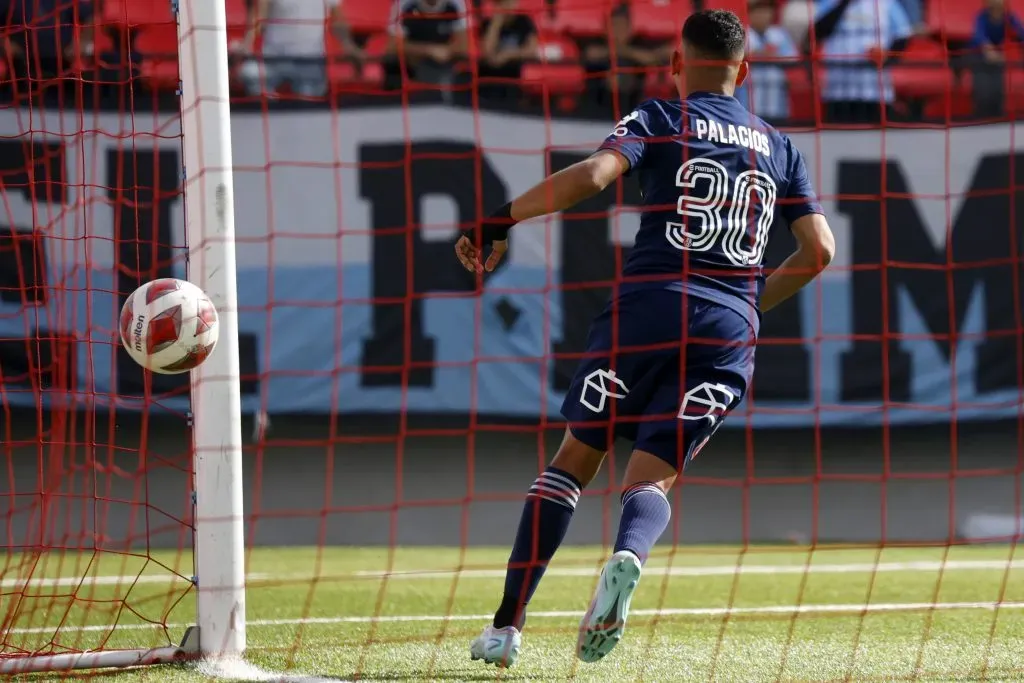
[681,9,746,61]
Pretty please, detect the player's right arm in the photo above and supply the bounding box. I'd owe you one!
[455,106,651,274]
[760,142,835,312]
[454,151,628,273]
[507,151,629,221]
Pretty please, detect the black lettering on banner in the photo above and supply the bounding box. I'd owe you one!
[0,228,47,304]
[0,138,66,205]
[0,335,77,391]
[839,155,1024,401]
[548,151,640,392]
[360,141,507,388]
[547,152,808,400]
[756,222,810,401]
[108,148,186,397]
[0,139,70,391]
[108,150,260,398]
[0,138,64,304]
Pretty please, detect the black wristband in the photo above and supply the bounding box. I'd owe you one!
[490,202,513,223]
[463,202,517,246]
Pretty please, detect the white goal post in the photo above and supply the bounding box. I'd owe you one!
[0,0,245,674]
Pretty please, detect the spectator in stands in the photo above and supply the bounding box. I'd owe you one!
[737,0,797,123]
[478,0,538,99]
[583,4,671,111]
[1,0,95,85]
[385,0,469,91]
[812,0,913,124]
[968,0,1024,117]
[240,0,362,98]
[780,0,812,48]
[895,0,925,35]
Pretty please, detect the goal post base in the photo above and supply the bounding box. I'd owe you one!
[0,645,188,675]
[0,626,201,675]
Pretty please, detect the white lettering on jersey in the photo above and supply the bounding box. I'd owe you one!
[737,126,750,148]
[666,158,777,266]
[693,117,771,157]
[612,110,641,137]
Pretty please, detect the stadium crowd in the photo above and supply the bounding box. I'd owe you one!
[0,0,1022,124]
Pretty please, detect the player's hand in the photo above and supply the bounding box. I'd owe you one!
[455,235,508,273]
[456,208,513,273]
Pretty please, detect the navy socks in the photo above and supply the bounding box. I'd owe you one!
[614,483,671,563]
[493,467,581,629]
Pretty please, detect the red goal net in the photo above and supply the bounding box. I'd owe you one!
[1,0,1023,679]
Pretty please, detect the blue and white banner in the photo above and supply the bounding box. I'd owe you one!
[0,105,1021,427]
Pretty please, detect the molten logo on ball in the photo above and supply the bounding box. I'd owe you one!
[119,278,221,375]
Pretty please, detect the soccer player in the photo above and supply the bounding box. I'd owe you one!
[455,9,834,668]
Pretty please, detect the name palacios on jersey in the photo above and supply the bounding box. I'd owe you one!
[690,117,772,158]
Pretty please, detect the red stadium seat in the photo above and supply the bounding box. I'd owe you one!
[364,32,391,59]
[224,0,248,39]
[890,37,954,99]
[344,0,395,35]
[926,0,978,41]
[552,0,614,38]
[922,76,973,119]
[134,24,179,88]
[523,31,584,95]
[103,0,174,28]
[326,31,384,90]
[629,0,690,41]
[786,64,817,122]
[642,66,676,99]
[134,23,178,56]
[701,0,748,22]
[521,61,587,96]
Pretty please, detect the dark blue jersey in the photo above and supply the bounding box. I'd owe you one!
[598,93,824,335]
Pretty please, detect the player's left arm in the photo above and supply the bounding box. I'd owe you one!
[760,144,835,312]
[454,150,628,273]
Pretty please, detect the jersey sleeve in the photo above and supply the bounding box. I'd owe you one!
[597,103,656,174]
[781,143,824,225]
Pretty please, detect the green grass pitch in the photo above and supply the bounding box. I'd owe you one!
[3,545,1024,681]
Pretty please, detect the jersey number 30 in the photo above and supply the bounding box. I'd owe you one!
[667,158,777,266]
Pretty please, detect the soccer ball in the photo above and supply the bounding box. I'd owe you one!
[119,278,220,374]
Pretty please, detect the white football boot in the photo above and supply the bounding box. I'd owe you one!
[469,624,522,668]
[577,550,643,663]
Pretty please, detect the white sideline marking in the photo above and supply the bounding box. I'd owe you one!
[0,573,271,589]
[4,559,1021,589]
[5,601,1024,636]
[353,559,1024,580]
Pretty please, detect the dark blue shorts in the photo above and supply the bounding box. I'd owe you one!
[560,288,755,470]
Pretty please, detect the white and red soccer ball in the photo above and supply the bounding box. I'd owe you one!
[119,278,220,374]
